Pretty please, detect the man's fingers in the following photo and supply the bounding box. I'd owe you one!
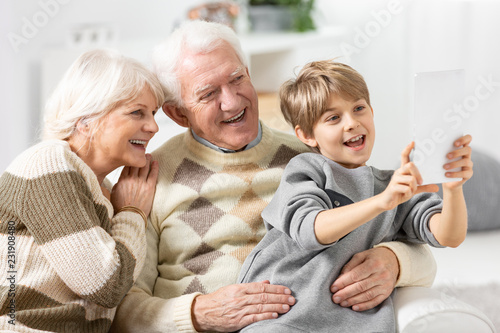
[239,312,279,330]
[243,285,295,307]
[246,281,292,297]
[344,293,389,312]
[333,253,371,292]
[338,252,366,276]
[332,276,373,301]
[241,301,291,315]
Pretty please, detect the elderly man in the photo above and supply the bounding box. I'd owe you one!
[111,20,436,333]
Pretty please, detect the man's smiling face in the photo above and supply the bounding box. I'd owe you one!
[176,42,259,151]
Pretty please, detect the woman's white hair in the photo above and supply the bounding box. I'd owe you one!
[43,48,166,141]
[152,20,248,108]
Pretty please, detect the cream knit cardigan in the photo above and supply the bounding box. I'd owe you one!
[112,123,436,333]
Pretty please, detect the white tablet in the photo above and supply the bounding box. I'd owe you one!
[412,69,465,185]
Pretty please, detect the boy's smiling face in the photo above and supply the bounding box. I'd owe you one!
[298,94,375,169]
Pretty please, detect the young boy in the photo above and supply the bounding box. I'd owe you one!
[238,60,473,333]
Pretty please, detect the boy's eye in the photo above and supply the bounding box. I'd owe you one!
[355,106,365,112]
[327,115,339,122]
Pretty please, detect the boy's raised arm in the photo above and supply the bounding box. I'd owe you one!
[315,142,439,245]
[429,135,473,247]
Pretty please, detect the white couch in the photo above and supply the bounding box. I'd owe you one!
[395,229,500,332]
[394,147,500,332]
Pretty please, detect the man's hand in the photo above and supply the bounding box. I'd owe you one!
[330,247,399,311]
[192,281,295,332]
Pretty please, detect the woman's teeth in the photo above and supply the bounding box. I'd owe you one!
[223,110,245,123]
[130,139,146,145]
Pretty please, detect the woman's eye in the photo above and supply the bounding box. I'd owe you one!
[131,110,142,116]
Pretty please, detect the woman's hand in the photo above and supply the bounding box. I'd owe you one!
[110,154,159,217]
[191,281,295,332]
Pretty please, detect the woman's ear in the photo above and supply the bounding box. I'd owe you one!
[162,102,190,128]
[295,125,318,147]
[75,119,92,138]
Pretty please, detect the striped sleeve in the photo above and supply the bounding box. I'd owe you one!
[10,143,146,308]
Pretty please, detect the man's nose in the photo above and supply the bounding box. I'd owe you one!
[220,86,240,112]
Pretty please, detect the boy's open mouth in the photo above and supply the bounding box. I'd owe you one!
[344,135,365,148]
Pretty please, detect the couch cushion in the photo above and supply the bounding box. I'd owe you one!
[394,287,496,333]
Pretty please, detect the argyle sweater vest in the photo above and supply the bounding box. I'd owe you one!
[149,123,308,299]
[0,140,146,333]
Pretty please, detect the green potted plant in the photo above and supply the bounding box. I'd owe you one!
[248,0,315,32]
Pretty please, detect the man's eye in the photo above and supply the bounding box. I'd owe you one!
[202,91,215,100]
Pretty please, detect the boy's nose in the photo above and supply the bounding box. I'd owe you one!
[344,116,360,131]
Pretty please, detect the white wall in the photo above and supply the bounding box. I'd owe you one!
[0,0,200,172]
[2,0,499,172]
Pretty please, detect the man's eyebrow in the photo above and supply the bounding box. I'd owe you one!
[194,67,245,96]
[194,84,214,96]
[230,66,245,77]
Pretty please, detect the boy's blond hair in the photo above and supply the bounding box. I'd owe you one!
[279,60,371,138]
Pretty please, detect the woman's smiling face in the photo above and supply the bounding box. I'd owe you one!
[90,87,159,170]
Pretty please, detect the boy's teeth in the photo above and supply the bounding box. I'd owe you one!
[130,140,146,145]
[347,135,362,143]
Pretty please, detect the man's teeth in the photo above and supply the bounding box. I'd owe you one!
[346,135,363,143]
[130,140,147,145]
[223,110,245,123]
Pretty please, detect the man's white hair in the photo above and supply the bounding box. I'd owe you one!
[152,20,248,108]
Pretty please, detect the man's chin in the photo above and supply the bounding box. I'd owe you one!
[219,134,257,151]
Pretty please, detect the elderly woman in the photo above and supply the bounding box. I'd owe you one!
[0,49,165,332]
